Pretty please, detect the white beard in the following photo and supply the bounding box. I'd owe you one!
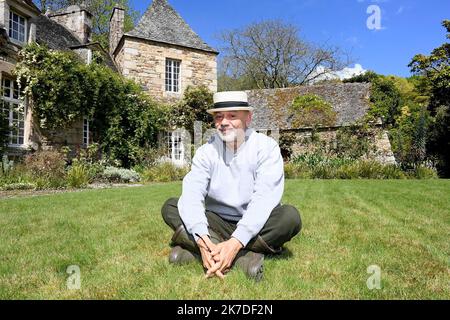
[217,128,237,143]
[216,128,248,143]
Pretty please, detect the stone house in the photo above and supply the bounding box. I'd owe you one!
[109,0,218,101]
[0,1,116,156]
[1,0,394,166]
[1,0,40,155]
[0,0,218,162]
[108,0,218,166]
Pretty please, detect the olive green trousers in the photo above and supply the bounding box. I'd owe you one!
[161,197,302,254]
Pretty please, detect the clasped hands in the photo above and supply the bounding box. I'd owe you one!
[196,235,243,280]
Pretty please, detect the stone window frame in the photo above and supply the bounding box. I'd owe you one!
[8,9,28,45]
[165,58,181,93]
[1,77,26,147]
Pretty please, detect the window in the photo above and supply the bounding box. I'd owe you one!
[164,131,185,166]
[83,117,90,147]
[165,59,180,93]
[1,78,25,146]
[9,11,27,43]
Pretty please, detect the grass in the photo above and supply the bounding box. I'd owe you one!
[0,180,449,299]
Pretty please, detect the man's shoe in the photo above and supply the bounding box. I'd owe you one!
[234,250,264,282]
[169,246,198,265]
[171,225,200,254]
[247,235,282,255]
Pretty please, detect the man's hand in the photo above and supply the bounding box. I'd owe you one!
[206,237,243,278]
[196,235,225,280]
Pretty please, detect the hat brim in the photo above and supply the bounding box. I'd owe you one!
[207,107,254,115]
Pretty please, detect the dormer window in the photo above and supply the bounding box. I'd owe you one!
[9,11,27,44]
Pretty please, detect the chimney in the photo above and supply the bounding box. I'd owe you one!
[109,6,125,56]
[0,0,9,30]
[49,5,92,44]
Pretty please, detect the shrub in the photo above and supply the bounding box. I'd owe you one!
[132,147,169,170]
[335,164,360,179]
[71,145,107,182]
[310,164,337,179]
[381,164,406,179]
[67,162,90,188]
[24,150,67,189]
[284,162,300,179]
[355,161,386,179]
[142,162,189,183]
[171,85,214,133]
[24,150,66,178]
[409,165,439,179]
[292,153,354,169]
[0,162,33,187]
[286,155,413,180]
[0,155,14,176]
[102,166,141,183]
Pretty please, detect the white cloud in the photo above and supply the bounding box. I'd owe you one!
[308,64,367,84]
[335,64,367,79]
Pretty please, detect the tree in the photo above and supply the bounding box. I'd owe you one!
[345,71,402,127]
[409,20,450,177]
[171,86,214,133]
[33,0,139,49]
[218,20,349,90]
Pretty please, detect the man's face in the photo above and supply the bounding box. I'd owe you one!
[213,110,252,143]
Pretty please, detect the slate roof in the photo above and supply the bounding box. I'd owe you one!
[50,4,92,16]
[126,0,218,54]
[247,83,372,130]
[30,15,117,71]
[31,14,82,50]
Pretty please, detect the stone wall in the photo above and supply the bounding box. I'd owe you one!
[247,83,397,165]
[285,127,396,165]
[115,37,217,101]
[28,117,88,153]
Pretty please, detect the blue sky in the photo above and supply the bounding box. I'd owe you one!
[129,0,449,77]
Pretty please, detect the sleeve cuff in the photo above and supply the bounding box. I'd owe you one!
[231,225,254,248]
[190,223,209,242]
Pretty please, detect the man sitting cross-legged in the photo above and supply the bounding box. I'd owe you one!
[161,91,302,281]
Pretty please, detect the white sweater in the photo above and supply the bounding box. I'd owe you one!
[177,128,285,247]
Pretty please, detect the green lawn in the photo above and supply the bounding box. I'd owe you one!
[0,180,449,299]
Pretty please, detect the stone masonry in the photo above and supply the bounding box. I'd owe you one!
[110,0,218,101]
[48,5,92,44]
[116,37,217,100]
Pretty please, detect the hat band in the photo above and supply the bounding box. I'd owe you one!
[214,101,249,109]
